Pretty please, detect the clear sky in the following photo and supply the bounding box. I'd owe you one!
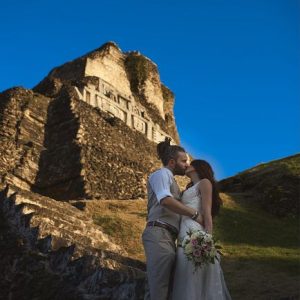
[1,0,299,179]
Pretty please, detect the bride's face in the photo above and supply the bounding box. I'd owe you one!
[185,165,196,178]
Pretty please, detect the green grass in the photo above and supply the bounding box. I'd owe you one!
[88,200,147,260]
[215,195,299,248]
[214,193,300,299]
[220,154,300,218]
[93,214,145,258]
[240,153,300,176]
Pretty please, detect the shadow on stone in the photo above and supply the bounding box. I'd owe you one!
[32,88,86,200]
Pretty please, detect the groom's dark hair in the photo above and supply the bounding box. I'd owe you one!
[157,137,186,166]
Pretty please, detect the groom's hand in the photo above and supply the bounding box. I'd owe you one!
[161,197,203,222]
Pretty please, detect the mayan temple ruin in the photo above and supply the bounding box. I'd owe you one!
[0,41,180,200]
[0,42,181,299]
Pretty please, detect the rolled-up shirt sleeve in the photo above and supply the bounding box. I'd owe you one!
[149,169,173,203]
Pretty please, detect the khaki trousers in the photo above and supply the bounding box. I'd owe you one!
[142,226,176,300]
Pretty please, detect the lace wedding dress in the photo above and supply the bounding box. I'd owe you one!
[172,182,232,300]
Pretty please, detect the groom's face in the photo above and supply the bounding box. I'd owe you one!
[173,151,189,176]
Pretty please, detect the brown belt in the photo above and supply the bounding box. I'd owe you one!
[147,221,178,237]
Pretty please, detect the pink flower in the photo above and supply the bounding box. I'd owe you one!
[191,239,198,246]
[193,249,201,257]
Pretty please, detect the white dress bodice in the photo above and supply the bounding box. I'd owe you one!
[178,182,205,240]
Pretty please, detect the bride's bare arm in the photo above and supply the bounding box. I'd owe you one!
[199,179,213,234]
[160,197,204,225]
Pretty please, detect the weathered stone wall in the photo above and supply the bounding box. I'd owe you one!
[0,85,162,201]
[85,44,133,98]
[0,88,50,191]
[162,85,180,143]
[70,88,161,199]
[74,78,172,144]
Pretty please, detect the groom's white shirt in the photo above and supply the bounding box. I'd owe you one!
[146,167,181,230]
[148,167,173,203]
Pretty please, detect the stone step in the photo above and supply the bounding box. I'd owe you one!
[11,190,123,253]
[16,199,91,225]
[13,191,90,220]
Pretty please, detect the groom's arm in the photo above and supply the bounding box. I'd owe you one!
[149,169,204,225]
[160,197,204,225]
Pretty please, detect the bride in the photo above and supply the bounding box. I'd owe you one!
[172,159,231,300]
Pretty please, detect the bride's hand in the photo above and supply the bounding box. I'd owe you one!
[195,214,204,226]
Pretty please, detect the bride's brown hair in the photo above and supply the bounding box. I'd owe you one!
[186,160,222,217]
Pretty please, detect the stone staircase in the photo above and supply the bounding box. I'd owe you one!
[0,185,146,299]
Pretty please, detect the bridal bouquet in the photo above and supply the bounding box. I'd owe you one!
[181,229,221,271]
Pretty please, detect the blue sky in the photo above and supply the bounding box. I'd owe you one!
[1,0,299,179]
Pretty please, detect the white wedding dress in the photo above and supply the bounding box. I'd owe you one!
[172,182,232,300]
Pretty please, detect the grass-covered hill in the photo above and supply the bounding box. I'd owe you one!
[219,154,300,217]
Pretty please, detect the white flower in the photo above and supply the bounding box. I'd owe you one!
[210,249,217,257]
[191,230,201,239]
[182,236,190,247]
[184,243,193,254]
[204,234,213,243]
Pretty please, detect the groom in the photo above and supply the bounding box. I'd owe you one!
[142,138,203,300]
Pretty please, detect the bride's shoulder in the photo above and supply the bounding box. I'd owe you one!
[198,178,212,192]
[199,178,211,185]
[183,181,200,195]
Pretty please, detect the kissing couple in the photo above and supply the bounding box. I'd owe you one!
[142,138,231,300]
